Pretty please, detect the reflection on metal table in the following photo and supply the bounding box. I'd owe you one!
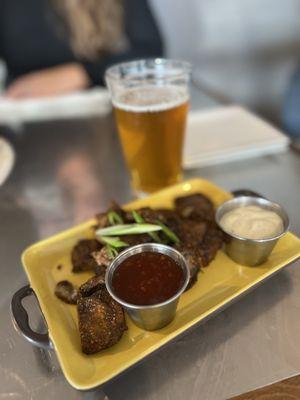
[1,87,300,400]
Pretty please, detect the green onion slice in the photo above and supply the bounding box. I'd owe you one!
[106,245,119,258]
[108,210,124,225]
[99,236,128,248]
[132,210,162,243]
[96,223,161,237]
[155,221,180,244]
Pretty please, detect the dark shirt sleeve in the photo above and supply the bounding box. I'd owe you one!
[81,0,164,86]
[0,3,2,60]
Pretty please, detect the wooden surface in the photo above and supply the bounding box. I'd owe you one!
[232,374,300,399]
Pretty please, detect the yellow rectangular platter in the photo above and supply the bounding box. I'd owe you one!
[22,178,300,390]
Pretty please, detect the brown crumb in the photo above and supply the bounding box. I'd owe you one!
[57,264,63,270]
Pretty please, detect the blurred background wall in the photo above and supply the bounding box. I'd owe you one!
[151,0,300,125]
[1,0,300,127]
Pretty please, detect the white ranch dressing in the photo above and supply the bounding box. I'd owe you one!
[220,205,283,239]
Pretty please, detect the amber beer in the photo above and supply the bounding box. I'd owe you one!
[113,85,189,194]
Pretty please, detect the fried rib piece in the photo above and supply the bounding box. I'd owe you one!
[71,239,102,272]
[175,244,202,289]
[173,193,224,288]
[55,280,78,304]
[198,224,224,266]
[176,219,208,247]
[121,233,152,246]
[180,223,224,287]
[95,212,109,229]
[78,274,106,297]
[175,193,214,222]
[77,276,127,354]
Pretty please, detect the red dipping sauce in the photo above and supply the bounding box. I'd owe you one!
[112,251,184,306]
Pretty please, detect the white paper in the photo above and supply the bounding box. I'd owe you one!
[184,106,290,168]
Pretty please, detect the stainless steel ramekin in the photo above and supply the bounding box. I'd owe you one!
[216,196,290,266]
[105,243,190,331]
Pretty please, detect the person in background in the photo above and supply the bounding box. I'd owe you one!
[282,68,300,147]
[0,0,163,99]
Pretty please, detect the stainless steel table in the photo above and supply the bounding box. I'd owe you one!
[1,93,300,400]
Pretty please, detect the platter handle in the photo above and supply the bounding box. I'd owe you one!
[11,285,52,350]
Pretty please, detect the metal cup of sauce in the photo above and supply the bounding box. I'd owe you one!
[105,243,190,330]
[216,196,290,266]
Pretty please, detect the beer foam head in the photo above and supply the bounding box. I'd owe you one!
[112,85,189,112]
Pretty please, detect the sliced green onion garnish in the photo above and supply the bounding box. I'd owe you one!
[106,245,119,258]
[108,210,124,225]
[96,223,161,237]
[132,210,162,243]
[155,221,180,244]
[131,210,144,223]
[100,236,128,248]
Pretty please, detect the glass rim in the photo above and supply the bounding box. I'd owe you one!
[105,58,192,82]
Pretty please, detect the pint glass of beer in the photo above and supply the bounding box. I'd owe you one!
[105,59,191,195]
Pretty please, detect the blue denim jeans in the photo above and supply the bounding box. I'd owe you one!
[282,67,300,139]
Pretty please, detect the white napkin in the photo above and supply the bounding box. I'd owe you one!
[0,87,111,124]
[184,106,290,168]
